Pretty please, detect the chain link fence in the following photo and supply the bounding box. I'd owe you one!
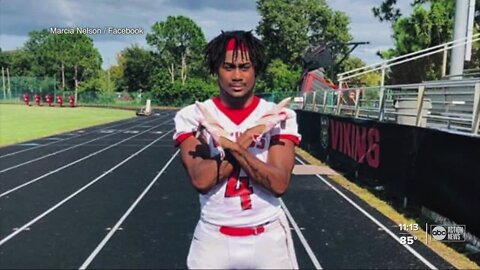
[1,76,299,108]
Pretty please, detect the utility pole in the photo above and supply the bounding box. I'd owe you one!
[2,67,5,100]
[74,64,78,103]
[464,0,476,61]
[449,0,469,79]
[6,68,11,99]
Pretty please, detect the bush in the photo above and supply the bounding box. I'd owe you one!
[151,78,217,106]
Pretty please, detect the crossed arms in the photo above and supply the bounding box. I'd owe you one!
[179,124,295,197]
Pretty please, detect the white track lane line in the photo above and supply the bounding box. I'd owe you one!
[295,157,437,269]
[280,199,323,269]
[0,117,142,159]
[0,116,167,174]
[0,119,172,198]
[79,149,180,270]
[0,129,175,247]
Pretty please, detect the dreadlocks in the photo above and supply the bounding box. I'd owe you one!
[204,30,266,76]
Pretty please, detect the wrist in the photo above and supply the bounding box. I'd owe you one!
[223,150,235,163]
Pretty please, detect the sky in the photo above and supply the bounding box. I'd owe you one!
[0,0,413,70]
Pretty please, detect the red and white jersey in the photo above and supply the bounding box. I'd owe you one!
[173,96,301,227]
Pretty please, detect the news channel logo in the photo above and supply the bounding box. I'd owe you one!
[430,225,466,242]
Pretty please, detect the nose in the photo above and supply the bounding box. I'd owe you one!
[232,67,242,81]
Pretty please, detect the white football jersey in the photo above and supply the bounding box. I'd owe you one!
[173,96,301,227]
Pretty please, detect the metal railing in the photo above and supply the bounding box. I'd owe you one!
[294,79,480,135]
[337,33,480,87]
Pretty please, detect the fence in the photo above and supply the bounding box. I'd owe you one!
[297,79,480,135]
[1,76,298,109]
[337,33,480,88]
[0,76,57,101]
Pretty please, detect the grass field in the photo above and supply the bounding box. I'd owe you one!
[0,104,136,147]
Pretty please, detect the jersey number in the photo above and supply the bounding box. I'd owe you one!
[225,168,253,210]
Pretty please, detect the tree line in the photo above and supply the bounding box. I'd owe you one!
[0,0,478,105]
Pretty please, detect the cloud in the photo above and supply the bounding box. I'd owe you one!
[163,0,256,11]
[0,0,401,67]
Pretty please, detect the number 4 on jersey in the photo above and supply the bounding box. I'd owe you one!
[225,168,253,210]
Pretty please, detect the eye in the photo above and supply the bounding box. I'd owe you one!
[223,64,234,71]
[241,65,251,71]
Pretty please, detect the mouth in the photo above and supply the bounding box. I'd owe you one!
[230,84,245,91]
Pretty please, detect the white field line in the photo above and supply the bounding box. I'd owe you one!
[294,157,437,270]
[79,149,180,269]
[0,116,167,174]
[280,199,323,269]
[0,119,172,198]
[0,129,175,247]
[0,117,141,159]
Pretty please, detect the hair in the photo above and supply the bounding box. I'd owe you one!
[204,30,266,76]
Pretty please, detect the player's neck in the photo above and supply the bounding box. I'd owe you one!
[219,92,254,109]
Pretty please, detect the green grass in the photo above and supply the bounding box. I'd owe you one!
[0,104,136,147]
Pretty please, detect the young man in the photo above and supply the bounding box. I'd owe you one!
[173,30,301,269]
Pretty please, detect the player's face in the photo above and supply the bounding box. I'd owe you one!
[218,50,255,102]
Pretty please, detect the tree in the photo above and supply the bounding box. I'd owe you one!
[263,58,301,92]
[121,45,156,93]
[372,0,402,23]
[108,53,126,92]
[79,70,115,93]
[373,0,479,83]
[146,16,206,84]
[340,57,382,87]
[23,30,102,92]
[256,0,352,71]
[0,49,35,76]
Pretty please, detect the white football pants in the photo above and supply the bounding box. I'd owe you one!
[186,211,299,269]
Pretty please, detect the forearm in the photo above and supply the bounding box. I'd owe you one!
[188,126,271,194]
[189,153,236,194]
[227,145,290,196]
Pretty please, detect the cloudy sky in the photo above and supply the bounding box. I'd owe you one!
[0,0,412,69]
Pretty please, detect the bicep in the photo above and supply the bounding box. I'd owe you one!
[179,136,210,175]
[267,138,295,175]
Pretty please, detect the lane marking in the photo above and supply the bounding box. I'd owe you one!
[99,130,116,134]
[280,199,323,269]
[17,143,41,146]
[0,117,142,159]
[0,119,173,198]
[0,116,168,174]
[295,156,437,269]
[79,149,180,269]
[0,129,175,247]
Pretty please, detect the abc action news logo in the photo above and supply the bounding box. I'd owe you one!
[430,225,466,242]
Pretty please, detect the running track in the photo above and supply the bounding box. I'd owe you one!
[0,111,454,269]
